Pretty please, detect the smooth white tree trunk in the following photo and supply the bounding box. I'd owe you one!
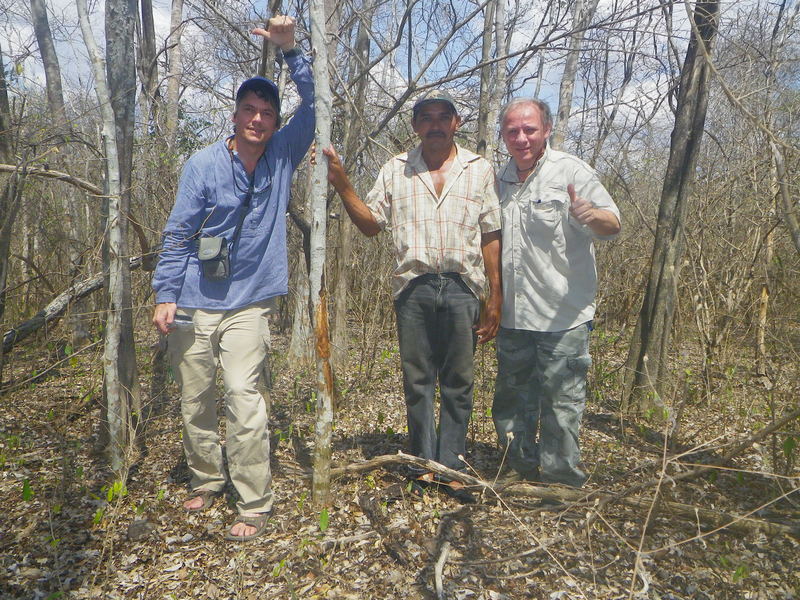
[309,0,335,508]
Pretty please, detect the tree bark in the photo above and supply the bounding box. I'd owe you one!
[137,0,161,128]
[30,0,67,127]
[331,4,374,373]
[0,50,18,383]
[163,0,185,149]
[258,0,282,79]
[77,0,140,472]
[550,0,600,149]
[622,1,721,414]
[309,0,335,509]
[475,0,497,158]
[0,48,11,162]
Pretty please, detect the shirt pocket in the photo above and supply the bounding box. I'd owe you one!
[457,196,482,233]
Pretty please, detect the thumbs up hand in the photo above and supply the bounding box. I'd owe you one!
[567,183,596,226]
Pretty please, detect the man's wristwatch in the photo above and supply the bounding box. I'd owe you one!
[282,47,300,58]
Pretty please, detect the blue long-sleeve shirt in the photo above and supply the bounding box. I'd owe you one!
[152,52,315,310]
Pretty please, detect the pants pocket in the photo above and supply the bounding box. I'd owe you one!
[564,355,592,400]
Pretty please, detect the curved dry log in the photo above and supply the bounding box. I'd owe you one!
[329,451,799,539]
[2,256,142,354]
[330,451,487,488]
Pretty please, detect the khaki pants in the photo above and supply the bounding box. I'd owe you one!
[168,300,275,514]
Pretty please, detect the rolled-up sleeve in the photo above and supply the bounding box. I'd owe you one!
[479,168,502,234]
[365,163,391,230]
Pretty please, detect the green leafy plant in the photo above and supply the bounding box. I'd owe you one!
[318,508,329,532]
[733,564,749,583]
[105,480,128,502]
[783,435,797,460]
[272,559,286,577]
[22,479,34,501]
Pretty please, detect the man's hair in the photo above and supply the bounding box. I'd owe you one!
[235,80,282,128]
[499,98,553,131]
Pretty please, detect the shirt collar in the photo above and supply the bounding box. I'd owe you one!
[403,143,479,170]
[500,144,552,184]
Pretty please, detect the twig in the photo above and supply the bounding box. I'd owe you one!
[434,541,451,600]
[1,340,102,393]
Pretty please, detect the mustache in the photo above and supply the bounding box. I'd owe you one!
[426,131,446,137]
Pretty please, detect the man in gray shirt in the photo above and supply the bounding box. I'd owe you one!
[493,98,621,487]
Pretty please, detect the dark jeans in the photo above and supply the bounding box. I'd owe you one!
[395,273,480,472]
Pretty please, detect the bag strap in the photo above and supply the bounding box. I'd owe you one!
[229,176,254,251]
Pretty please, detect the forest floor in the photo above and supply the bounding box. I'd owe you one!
[0,324,798,600]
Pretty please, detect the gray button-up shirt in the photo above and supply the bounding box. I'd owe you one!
[498,145,621,332]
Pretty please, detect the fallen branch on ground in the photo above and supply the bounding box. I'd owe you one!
[2,257,142,354]
[329,451,799,538]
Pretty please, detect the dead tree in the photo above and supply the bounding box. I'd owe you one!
[30,0,67,127]
[163,0,185,149]
[550,0,600,149]
[622,1,721,414]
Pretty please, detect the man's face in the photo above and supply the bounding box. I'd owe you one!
[501,103,552,170]
[232,91,279,149]
[412,102,460,153]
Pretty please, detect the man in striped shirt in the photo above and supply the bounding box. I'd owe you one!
[324,90,501,503]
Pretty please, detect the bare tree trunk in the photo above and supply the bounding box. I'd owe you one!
[332,4,373,373]
[622,1,720,414]
[488,0,508,155]
[475,0,496,158]
[29,0,95,342]
[550,0,600,149]
[0,51,19,384]
[770,141,800,256]
[164,0,185,149]
[30,0,67,127]
[65,190,93,346]
[258,0,282,79]
[137,0,161,129]
[309,0,335,509]
[0,49,11,164]
[0,168,26,385]
[287,249,313,364]
[77,0,140,472]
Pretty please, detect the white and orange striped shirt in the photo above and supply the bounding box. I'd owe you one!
[365,144,501,298]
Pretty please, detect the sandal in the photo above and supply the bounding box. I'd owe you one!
[184,488,222,512]
[224,513,270,541]
[435,479,477,504]
[408,472,436,497]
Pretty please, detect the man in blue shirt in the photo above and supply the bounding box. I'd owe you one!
[152,16,314,541]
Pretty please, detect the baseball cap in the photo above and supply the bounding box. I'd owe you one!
[236,76,280,112]
[413,89,458,115]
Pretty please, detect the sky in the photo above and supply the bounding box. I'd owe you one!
[1,0,174,95]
